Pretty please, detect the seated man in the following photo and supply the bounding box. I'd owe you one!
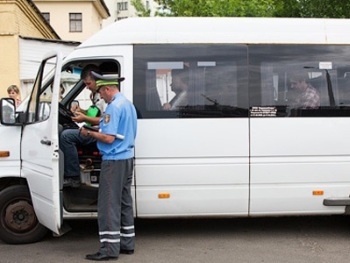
[60,64,106,187]
[289,72,320,109]
[163,69,189,110]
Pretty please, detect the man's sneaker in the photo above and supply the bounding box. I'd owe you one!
[63,177,81,188]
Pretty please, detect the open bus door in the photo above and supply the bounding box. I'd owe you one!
[20,52,63,237]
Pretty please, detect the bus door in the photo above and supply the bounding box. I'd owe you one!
[133,44,250,217]
[249,44,350,216]
[21,52,63,234]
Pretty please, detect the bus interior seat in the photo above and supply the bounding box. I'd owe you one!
[337,77,350,106]
[146,86,162,110]
[146,70,162,111]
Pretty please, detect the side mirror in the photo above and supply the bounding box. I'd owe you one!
[0,98,16,125]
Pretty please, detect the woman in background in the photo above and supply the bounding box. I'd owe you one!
[7,85,21,107]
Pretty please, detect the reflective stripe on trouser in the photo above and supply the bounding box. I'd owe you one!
[98,158,135,257]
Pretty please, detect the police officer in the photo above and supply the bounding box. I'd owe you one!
[81,72,137,261]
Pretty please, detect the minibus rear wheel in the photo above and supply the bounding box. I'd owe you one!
[0,185,48,244]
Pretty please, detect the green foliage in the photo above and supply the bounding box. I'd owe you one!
[273,0,350,18]
[131,0,151,17]
[154,0,350,18]
[155,0,275,17]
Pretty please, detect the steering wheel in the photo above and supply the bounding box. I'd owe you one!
[59,102,79,129]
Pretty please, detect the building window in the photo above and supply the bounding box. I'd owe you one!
[69,13,82,32]
[117,2,128,11]
[42,12,50,23]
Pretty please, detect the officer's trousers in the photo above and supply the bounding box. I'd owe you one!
[98,158,135,257]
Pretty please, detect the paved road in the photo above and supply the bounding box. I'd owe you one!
[1,216,350,263]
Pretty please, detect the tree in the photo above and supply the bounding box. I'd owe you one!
[276,0,350,18]
[155,0,350,18]
[131,0,151,17]
[155,0,276,17]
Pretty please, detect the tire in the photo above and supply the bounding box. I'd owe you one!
[0,185,48,244]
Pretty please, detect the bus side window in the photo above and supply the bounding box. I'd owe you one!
[134,44,248,118]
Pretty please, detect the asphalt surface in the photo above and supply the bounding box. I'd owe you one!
[1,215,350,263]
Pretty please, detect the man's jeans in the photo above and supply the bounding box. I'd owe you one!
[60,129,96,177]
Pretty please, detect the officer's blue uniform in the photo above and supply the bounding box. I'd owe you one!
[95,85,137,258]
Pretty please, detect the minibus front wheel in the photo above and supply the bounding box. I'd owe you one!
[0,185,48,244]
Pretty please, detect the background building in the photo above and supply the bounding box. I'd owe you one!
[33,0,158,42]
[103,0,158,27]
[0,0,68,98]
[32,0,110,42]
[1,0,158,99]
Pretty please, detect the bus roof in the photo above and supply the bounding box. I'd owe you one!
[79,17,350,48]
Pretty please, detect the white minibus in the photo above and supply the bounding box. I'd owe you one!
[1,17,350,244]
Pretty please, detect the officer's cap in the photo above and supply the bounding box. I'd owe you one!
[91,71,125,87]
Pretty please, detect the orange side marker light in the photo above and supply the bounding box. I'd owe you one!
[158,192,170,199]
[313,190,324,196]
[0,151,10,157]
